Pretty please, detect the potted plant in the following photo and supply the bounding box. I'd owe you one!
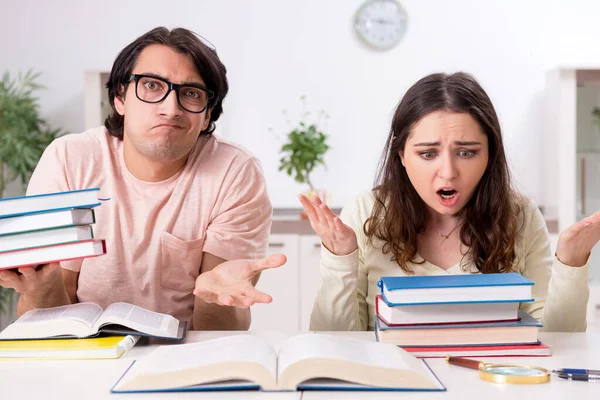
[278,96,330,204]
[0,70,62,318]
[592,107,600,133]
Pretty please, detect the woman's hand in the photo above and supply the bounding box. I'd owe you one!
[555,210,600,267]
[298,194,358,256]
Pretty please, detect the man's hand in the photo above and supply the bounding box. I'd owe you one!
[0,263,62,294]
[0,262,75,316]
[193,254,286,307]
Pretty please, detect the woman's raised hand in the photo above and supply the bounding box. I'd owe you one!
[298,194,358,256]
[555,210,600,267]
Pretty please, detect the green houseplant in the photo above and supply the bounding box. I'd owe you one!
[0,70,62,313]
[592,107,600,133]
[278,97,330,192]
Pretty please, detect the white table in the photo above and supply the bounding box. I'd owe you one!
[0,331,598,399]
[304,332,600,399]
[0,331,300,400]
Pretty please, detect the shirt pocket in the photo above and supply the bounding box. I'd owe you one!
[160,231,205,292]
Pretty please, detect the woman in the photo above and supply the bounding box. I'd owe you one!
[300,72,600,332]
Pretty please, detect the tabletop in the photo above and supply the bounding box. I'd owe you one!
[0,331,598,399]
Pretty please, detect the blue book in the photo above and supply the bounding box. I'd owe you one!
[0,188,101,219]
[375,310,542,346]
[378,273,534,305]
[111,334,446,393]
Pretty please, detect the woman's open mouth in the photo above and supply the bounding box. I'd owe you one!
[436,188,460,207]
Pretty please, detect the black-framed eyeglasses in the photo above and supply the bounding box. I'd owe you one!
[128,74,214,114]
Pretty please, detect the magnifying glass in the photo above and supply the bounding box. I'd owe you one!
[446,356,550,384]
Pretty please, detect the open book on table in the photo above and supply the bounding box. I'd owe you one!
[111,334,446,393]
[0,302,186,340]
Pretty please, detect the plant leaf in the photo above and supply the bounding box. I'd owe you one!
[0,70,62,197]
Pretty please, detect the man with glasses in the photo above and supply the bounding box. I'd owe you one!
[0,27,284,330]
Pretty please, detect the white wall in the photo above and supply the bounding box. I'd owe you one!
[2,0,600,208]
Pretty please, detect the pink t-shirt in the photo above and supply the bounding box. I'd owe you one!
[27,127,272,325]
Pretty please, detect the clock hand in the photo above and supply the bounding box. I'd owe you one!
[373,18,395,25]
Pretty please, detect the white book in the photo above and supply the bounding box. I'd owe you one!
[111,334,445,392]
[0,208,95,236]
[0,226,94,253]
[376,295,520,325]
[0,188,100,218]
[0,302,186,340]
[0,239,106,270]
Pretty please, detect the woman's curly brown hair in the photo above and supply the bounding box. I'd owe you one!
[365,72,523,274]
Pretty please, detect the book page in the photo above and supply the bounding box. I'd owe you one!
[94,302,179,337]
[0,303,103,339]
[113,335,278,391]
[277,334,433,382]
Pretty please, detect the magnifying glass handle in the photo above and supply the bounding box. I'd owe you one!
[446,356,486,370]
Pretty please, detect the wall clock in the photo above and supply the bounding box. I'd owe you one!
[354,0,408,51]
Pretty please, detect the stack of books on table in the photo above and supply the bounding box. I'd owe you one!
[374,273,552,358]
[0,188,106,270]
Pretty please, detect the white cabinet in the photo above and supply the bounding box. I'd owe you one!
[299,235,322,331]
[250,233,322,333]
[250,234,300,333]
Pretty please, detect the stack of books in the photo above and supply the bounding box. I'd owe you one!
[374,273,552,358]
[0,188,106,270]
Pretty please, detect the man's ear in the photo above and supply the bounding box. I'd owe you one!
[114,85,126,116]
[201,108,212,131]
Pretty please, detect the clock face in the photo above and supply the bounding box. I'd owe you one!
[354,0,408,50]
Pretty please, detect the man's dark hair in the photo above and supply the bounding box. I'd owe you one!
[104,27,228,138]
